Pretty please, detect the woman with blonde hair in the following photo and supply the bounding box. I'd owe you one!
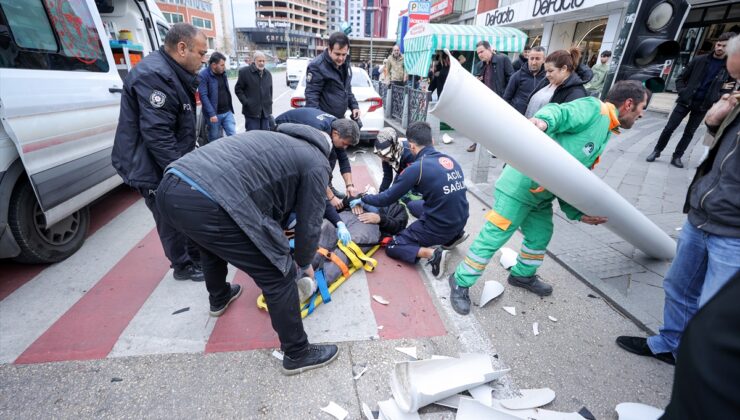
[524,47,588,118]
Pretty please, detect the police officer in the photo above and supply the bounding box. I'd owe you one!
[112,23,207,281]
[156,123,339,375]
[275,107,359,211]
[305,32,360,200]
[350,122,469,278]
[274,107,360,245]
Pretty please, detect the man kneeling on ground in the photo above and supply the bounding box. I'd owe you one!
[350,121,469,278]
[156,123,338,375]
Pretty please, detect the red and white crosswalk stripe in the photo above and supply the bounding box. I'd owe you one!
[0,165,447,365]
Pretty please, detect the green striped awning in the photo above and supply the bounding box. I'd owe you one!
[403,23,527,76]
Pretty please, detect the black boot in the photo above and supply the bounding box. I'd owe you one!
[282,344,339,375]
[508,274,553,296]
[448,274,471,315]
[645,150,660,162]
[670,156,684,168]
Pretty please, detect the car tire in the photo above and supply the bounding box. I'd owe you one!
[7,180,89,263]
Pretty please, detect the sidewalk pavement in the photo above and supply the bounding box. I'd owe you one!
[388,108,700,334]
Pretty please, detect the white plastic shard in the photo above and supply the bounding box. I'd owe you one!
[469,384,494,407]
[434,394,473,409]
[372,295,390,305]
[395,347,418,359]
[548,316,558,322]
[490,400,588,420]
[480,281,505,307]
[378,399,421,420]
[503,306,516,316]
[430,50,676,260]
[390,353,500,413]
[615,402,664,420]
[499,388,556,410]
[499,247,518,269]
[271,350,284,361]
[456,398,522,420]
[321,401,349,420]
[533,322,540,336]
[362,402,376,420]
[353,363,368,380]
[442,133,454,144]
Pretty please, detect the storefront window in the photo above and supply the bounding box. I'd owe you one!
[574,18,607,68]
[728,4,740,20]
[705,6,726,22]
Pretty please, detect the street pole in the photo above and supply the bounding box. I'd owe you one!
[286,26,290,58]
[370,10,374,65]
[229,0,239,64]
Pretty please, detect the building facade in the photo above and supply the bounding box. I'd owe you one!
[156,0,218,49]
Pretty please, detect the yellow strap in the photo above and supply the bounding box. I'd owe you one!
[345,242,378,272]
[316,247,350,278]
[336,240,364,270]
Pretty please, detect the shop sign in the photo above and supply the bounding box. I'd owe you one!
[430,0,454,20]
[408,1,432,29]
[476,0,616,27]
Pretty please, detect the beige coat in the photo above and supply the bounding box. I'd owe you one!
[385,54,406,83]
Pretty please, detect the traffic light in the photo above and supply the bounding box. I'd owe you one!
[614,0,689,93]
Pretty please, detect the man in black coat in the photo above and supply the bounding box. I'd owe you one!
[503,46,546,115]
[512,46,530,72]
[111,23,207,281]
[156,123,339,375]
[235,51,273,130]
[305,32,360,121]
[646,32,737,168]
[468,40,514,152]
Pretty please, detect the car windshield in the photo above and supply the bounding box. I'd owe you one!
[299,67,370,88]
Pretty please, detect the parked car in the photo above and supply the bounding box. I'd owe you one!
[285,57,309,88]
[0,0,169,263]
[290,67,383,144]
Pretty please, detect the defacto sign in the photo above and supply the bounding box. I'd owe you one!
[476,0,615,27]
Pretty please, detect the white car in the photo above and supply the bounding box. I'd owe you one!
[290,67,384,144]
[285,57,309,88]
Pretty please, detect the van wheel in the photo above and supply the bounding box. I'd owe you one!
[7,180,89,263]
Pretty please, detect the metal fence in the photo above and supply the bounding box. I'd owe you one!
[390,85,406,122]
[407,88,431,126]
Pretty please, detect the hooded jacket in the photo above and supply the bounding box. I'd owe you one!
[503,65,547,115]
[112,47,199,191]
[528,72,588,107]
[166,124,332,274]
[305,50,359,119]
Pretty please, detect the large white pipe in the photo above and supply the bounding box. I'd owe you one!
[430,51,676,260]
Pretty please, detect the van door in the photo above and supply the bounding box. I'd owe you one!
[0,0,123,227]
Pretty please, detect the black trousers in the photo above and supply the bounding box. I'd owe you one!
[654,101,708,158]
[662,271,740,419]
[139,187,199,270]
[156,174,309,357]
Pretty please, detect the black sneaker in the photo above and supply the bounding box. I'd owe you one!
[616,336,675,366]
[282,344,339,376]
[426,248,448,279]
[448,274,470,315]
[507,274,553,296]
[442,231,469,250]
[173,264,205,282]
[209,284,242,317]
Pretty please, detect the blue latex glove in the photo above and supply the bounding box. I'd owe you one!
[337,222,351,246]
[349,198,363,209]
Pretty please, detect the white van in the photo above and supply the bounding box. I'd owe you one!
[0,0,168,263]
[285,57,309,88]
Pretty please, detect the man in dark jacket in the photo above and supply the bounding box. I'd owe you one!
[503,46,546,115]
[111,23,207,281]
[235,51,273,130]
[468,40,514,152]
[350,122,469,278]
[305,32,360,121]
[617,35,740,366]
[274,107,360,208]
[156,123,339,375]
[646,32,737,168]
[198,51,235,141]
[512,46,530,72]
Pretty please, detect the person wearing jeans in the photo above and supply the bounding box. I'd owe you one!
[198,51,236,142]
[618,37,740,364]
